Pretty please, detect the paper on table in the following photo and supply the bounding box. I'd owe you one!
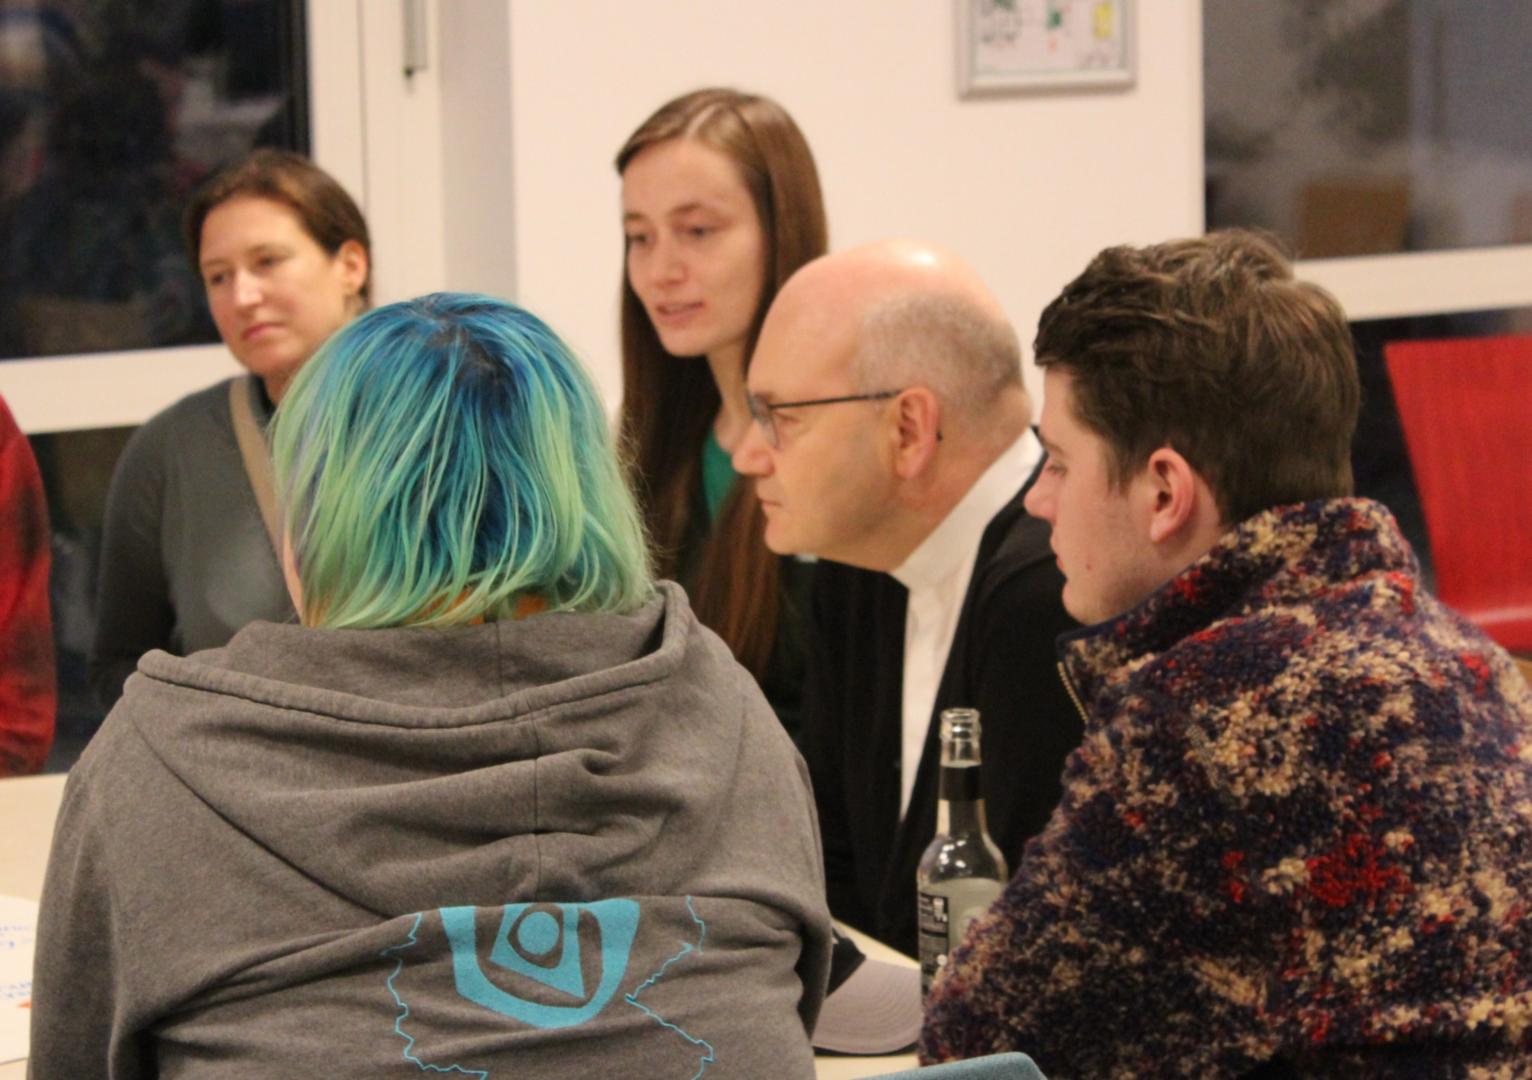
[0,895,37,1065]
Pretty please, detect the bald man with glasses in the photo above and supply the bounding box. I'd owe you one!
[732,240,1081,956]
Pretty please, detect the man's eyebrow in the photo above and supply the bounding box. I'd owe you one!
[1037,433,1063,456]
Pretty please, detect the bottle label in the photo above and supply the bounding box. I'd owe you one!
[917,890,951,995]
[917,877,1002,995]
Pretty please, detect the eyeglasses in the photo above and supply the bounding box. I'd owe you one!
[745,389,902,449]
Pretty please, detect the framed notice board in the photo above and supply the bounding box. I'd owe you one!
[957,0,1135,96]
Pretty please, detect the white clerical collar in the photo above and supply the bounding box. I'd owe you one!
[891,428,1043,594]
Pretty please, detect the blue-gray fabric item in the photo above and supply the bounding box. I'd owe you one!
[877,1051,1048,1079]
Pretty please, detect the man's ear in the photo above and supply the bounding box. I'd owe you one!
[891,387,941,480]
[1143,446,1201,544]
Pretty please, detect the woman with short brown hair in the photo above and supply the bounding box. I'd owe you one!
[90,150,371,709]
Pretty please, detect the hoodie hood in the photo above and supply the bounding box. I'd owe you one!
[120,582,816,917]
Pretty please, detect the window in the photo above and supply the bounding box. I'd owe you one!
[1205,0,1532,258]
[1206,0,1532,661]
[1,0,309,364]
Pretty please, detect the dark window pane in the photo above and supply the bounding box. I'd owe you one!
[30,425,134,771]
[0,0,309,362]
[1205,1,1532,257]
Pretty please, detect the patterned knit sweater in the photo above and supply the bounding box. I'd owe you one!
[920,498,1532,1078]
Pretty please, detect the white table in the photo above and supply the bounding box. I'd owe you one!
[0,773,63,903]
[0,773,915,1078]
[1,773,65,1078]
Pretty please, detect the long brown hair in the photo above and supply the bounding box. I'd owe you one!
[616,89,827,678]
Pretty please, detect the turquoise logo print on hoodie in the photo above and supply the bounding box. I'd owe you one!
[384,898,715,1077]
[438,899,639,1028]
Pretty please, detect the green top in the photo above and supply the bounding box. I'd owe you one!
[701,429,737,523]
[682,428,810,746]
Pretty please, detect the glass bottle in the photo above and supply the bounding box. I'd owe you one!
[916,707,1007,996]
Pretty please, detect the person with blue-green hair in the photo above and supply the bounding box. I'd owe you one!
[274,291,654,627]
[32,292,834,1078]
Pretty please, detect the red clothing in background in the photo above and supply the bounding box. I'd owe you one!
[0,393,54,774]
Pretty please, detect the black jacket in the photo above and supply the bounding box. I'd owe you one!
[804,475,1082,954]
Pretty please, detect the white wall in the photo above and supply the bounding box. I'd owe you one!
[498,1,1204,412]
[440,1,519,301]
[356,0,449,306]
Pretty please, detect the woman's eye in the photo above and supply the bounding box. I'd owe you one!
[686,225,714,240]
[1044,460,1066,477]
[205,271,227,287]
[625,232,651,249]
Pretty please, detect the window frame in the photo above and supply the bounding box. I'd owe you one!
[1297,245,1532,323]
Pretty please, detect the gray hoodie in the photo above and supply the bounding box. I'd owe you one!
[32,582,831,1078]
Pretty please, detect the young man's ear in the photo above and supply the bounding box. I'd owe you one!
[891,387,941,479]
[1144,446,1200,544]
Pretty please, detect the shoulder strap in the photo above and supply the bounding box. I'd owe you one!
[228,375,282,561]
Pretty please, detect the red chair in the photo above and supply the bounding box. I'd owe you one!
[1384,333,1532,655]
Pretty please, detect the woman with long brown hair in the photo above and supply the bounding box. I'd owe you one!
[617,88,827,738]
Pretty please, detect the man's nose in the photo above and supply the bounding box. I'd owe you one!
[732,418,773,477]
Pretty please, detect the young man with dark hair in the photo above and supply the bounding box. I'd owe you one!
[921,229,1532,1076]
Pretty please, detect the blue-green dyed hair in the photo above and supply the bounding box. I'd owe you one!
[270,292,654,627]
